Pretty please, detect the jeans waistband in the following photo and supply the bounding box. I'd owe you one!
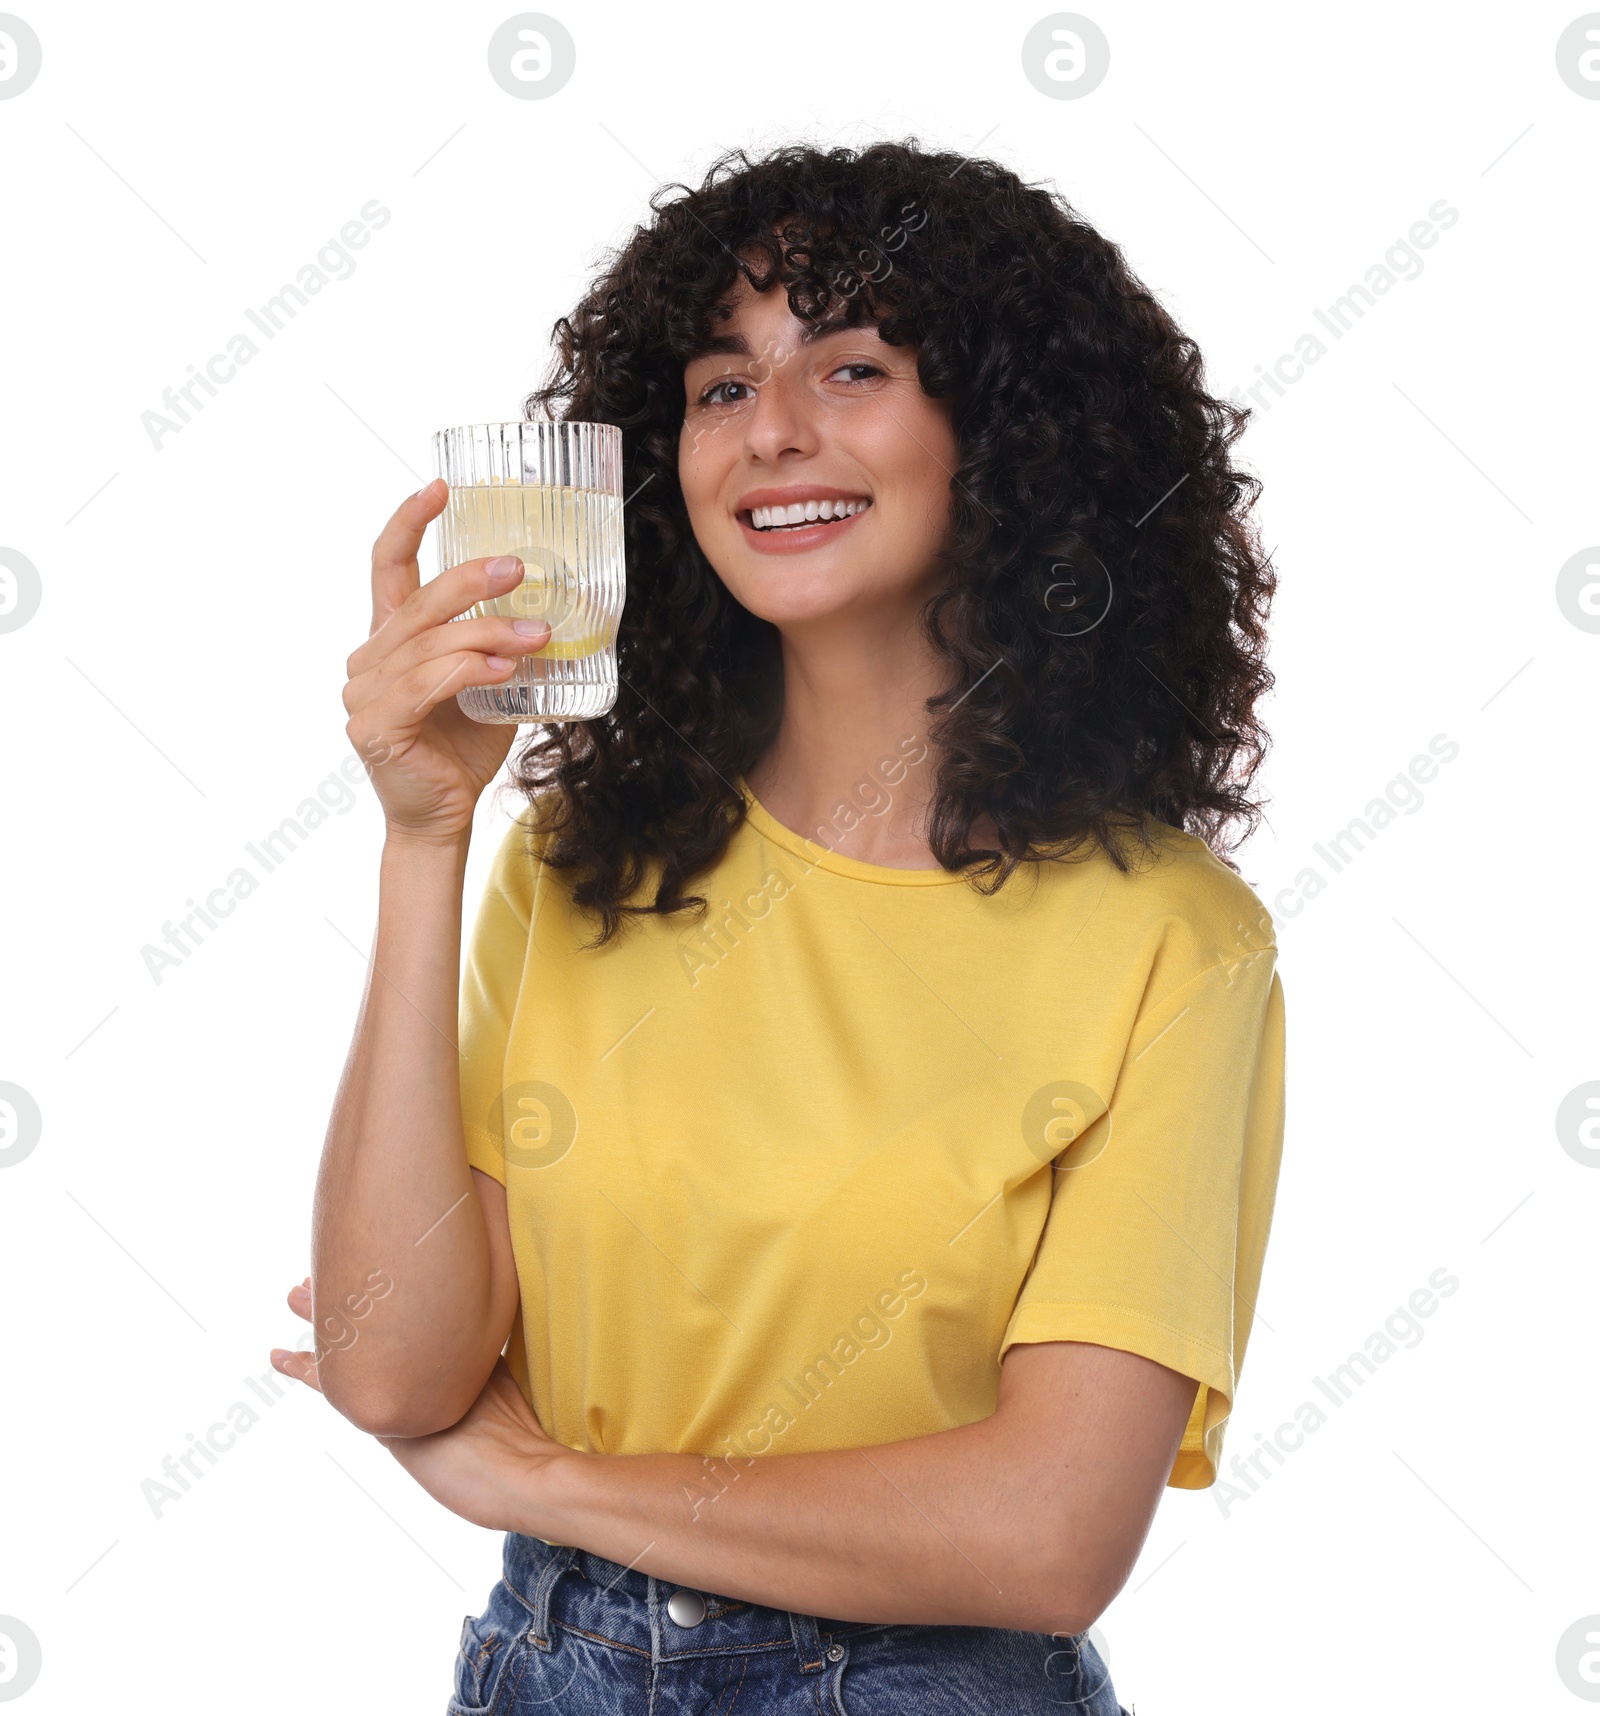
[500,1533,879,1669]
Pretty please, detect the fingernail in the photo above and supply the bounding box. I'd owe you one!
[486,555,522,580]
[485,655,514,671]
[412,478,440,501]
[512,620,549,637]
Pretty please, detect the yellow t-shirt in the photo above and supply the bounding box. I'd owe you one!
[459,782,1286,1489]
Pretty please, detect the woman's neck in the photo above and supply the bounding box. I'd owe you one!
[743,611,968,870]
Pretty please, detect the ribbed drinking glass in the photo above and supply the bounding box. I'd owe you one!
[434,422,625,722]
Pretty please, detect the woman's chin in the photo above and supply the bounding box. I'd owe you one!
[718,563,935,634]
[737,591,886,633]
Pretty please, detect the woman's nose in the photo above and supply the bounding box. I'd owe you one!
[741,370,820,463]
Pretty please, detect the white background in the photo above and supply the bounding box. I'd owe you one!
[2,1,1596,1711]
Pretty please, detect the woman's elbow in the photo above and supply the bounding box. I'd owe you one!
[1000,1567,1105,1639]
[320,1375,474,1439]
[997,1520,1127,1636]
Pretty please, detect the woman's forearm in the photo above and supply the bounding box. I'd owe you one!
[309,831,504,1434]
[533,1413,1101,1636]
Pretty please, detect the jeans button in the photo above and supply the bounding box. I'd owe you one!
[826,1643,845,1662]
[666,1589,708,1627]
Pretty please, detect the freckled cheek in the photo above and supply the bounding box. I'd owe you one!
[878,448,955,538]
[677,445,721,535]
[899,425,959,535]
[864,401,955,484]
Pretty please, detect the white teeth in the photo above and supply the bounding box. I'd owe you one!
[748,498,870,530]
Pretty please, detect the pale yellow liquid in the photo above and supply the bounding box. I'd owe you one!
[441,482,624,661]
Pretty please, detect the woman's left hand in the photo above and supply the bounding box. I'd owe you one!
[378,1357,572,1533]
[275,1278,575,1535]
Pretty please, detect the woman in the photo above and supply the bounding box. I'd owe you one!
[271,139,1284,1715]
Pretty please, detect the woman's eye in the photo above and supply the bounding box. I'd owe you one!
[699,378,753,406]
[695,362,880,406]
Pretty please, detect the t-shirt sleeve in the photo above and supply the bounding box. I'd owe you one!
[457,812,540,1186]
[999,941,1287,1488]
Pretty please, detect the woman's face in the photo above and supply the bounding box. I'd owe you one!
[678,276,960,632]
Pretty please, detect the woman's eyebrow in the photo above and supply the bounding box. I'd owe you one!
[685,319,874,366]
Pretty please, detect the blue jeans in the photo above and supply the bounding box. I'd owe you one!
[448,1532,1129,1714]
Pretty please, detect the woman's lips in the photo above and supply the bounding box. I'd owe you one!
[736,505,870,555]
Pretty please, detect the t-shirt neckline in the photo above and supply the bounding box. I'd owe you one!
[736,777,969,886]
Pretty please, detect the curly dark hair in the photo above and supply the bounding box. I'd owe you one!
[510,137,1275,945]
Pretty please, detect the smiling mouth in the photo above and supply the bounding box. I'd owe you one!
[743,497,873,532]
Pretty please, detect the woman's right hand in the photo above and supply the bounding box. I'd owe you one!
[344,478,551,845]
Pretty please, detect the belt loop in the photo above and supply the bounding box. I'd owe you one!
[523,1542,578,1652]
[788,1609,826,1673]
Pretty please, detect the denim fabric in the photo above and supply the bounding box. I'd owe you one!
[447,1532,1129,1714]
